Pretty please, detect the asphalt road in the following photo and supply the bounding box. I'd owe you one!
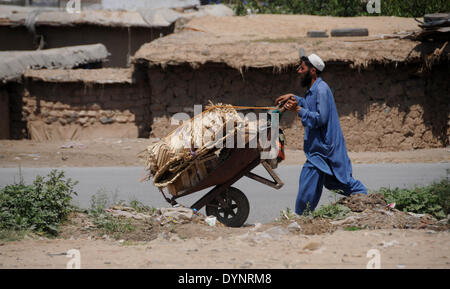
[1,163,449,224]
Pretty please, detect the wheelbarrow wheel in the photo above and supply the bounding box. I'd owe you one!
[205,187,249,228]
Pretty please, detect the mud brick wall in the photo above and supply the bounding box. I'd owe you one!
[0,86,10,139]
[17,80,151,140]
[146,62,449,152]
[5,83,27,140]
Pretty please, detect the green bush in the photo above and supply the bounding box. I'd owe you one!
[382,0,450,18]
[312,203,351,219]
[378,179,450,219]
[0,170,78,235]
[229,0,450,17]
[129,199,157,214]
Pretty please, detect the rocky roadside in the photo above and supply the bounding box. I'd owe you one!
[0,194,449,269]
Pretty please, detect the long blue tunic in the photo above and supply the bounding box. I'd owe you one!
[294,77,353,186]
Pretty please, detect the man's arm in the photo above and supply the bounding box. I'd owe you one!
[298,87,330,129]
[275,94,294,106]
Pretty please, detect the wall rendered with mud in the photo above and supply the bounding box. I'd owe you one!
[147,62,449,152]
[0,86,10,139]
[9,80,151,141]
[5,61,449,151]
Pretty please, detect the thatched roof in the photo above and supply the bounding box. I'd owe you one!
[0,44,108,83]
[24,68,132,84]
[183,14,419,38]
[133,15,450,70]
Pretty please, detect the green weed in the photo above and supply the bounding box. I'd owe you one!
[344,226,365,231]
[0,170,78,235]
[376,179,450,219]
[279,207,297,220]
[312,203,351,220]
[129,198,157,214]
[88,190,137,239]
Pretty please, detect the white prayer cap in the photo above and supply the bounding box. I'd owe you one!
[308,54,325,72]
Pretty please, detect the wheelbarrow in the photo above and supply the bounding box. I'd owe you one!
[158,147,284,227]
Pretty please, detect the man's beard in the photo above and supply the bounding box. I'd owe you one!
[301,69,312,88]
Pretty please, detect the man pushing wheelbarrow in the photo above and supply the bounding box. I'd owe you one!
[276,53,367,215]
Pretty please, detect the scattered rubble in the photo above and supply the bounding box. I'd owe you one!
[60,142,87,149]
[102,204,227,228]
[287,221,302,233]
[302,241,322,251]
[56,193,449,243]
[105,207,153,221]
[379,240,400,248]
[337,193,386,212]
[274,193,449,234]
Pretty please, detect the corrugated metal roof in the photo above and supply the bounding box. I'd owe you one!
[0,43,109,82]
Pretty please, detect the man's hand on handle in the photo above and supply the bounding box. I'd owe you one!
[275,94,300,113]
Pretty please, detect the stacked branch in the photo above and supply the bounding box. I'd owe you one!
[140,104,255,192]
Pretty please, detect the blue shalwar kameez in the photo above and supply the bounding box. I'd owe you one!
[294,77,367,215]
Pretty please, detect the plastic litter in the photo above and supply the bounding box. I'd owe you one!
[205,216,217,227]
[287,221,302,233]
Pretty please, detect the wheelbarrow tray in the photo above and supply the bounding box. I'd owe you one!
[161,147,283,214]
[174,148,261,198]
[156,125,284,227]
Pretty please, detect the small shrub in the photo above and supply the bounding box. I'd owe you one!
[0,170,78,235]
[129,199,157,214]
[0,229,34,242]
[228,0,450,17]
[344,226,365,231]
[301,203,314,217]
[93,215,136,238]
[279,207,297,220]
[313,204,351,220]
[89,189,110,216]
[88,190,136,239]
[378,179,450,219]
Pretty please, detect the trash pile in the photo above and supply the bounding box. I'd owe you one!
[105,205,224,227]
[140,104,262,196]
[275,193,450,234]
[415,13,450,41]
[334,193,449,231]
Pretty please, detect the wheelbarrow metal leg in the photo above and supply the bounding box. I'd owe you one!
[244,160,284,189]
[190,183,229,212]
[190,157,261,211]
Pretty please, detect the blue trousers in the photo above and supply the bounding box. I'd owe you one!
[295,161,367,215]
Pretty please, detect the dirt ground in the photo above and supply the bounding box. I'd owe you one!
[2,229,449,269]
[0,139,449,168]
[1,194,449,269]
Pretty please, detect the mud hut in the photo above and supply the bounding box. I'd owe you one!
[133,15,450,152]
[0,44,109,139]
[0,4,234,67]
[0,5,173,67]
[15,67,151,141]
